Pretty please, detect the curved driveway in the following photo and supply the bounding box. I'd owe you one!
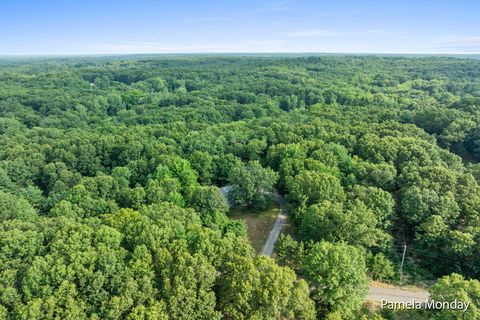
[259,192,429,303]
[220,185,429,303]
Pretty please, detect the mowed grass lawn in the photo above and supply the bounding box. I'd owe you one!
[229,204,280,253]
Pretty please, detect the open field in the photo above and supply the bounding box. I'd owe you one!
[230,204,280,253]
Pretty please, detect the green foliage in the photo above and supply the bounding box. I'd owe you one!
[428,273,480,319]
[228,160,279,209]
[2,55,480,317]
[298,200,391,249]
[302,241,369,319]
[274,234,305,270]
[145,178,184,207]
[216,255,315,320]
[287,170,345,207]
[352,157,397,191]
[188,186,228,215]
[153,155,198,194]
[0,191,38,222]
[351,185,395,229]
[367,252,396,281]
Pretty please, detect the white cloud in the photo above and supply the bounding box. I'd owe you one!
[432,36,480,53]
[283,29,383,38]
[70,40,292,54]
[79,42,245,54]
[446,36,480,44]
[459,36,480,44]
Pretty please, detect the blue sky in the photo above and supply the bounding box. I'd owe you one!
[1,0,479,55]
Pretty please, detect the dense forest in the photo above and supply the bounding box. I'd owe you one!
[1,55,480,319]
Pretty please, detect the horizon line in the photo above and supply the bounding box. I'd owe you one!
[1,51,480,58]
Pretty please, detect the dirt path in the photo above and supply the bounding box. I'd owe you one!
[259,192,430,302]
[219,186,429,302]
[366,286,429,303]
[260,192,288,256]
[261,209,287,256]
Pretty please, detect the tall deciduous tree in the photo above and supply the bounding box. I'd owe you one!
[228,161,278,209]
[302,241,368,318]
[287,170,345,207]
